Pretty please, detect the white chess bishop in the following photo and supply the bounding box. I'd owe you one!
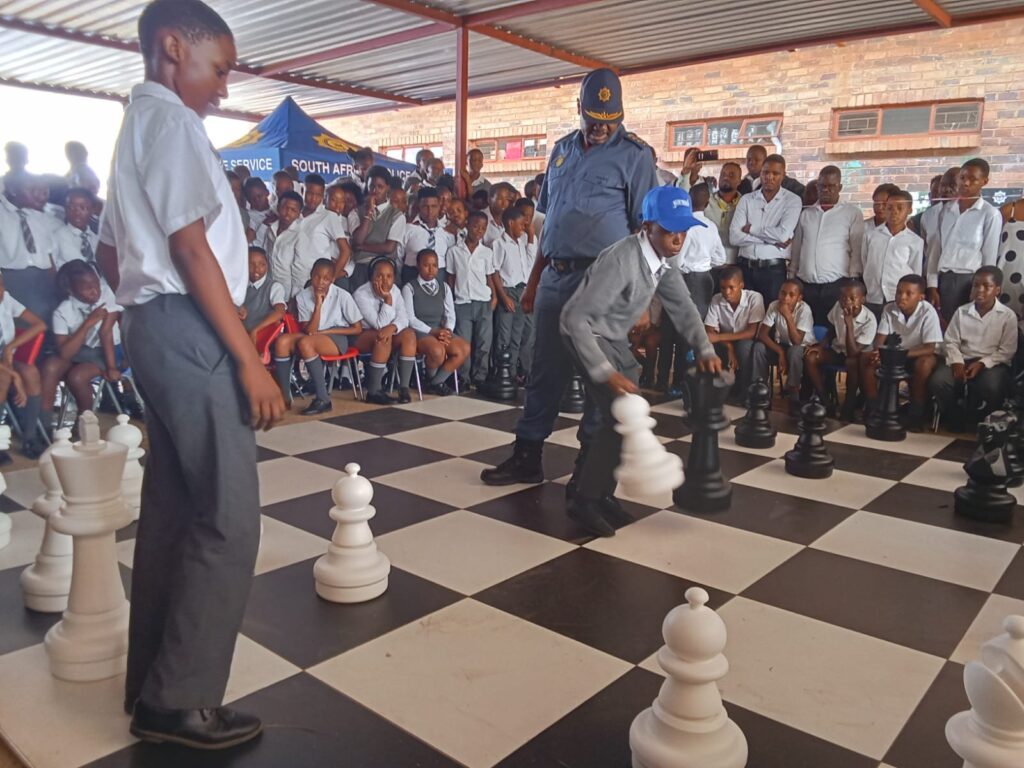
[314,463,390,603]
[630,587,748,768]
[21,429,74,612]
[0,425,12,550]
[106,414,144,521]
[613,394,683,499]
[44,412,133,681]
[946,614,1024,768]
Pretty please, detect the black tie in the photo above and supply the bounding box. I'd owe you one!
[80,232,94,261]
[17,210,36,254]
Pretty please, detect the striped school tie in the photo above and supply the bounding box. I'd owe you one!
[17,210,36,254]
[419,221,436,250]
[80,232,94,261]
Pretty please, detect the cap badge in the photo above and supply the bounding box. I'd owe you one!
[598,87,612,103]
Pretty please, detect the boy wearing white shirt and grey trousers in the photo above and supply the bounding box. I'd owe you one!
[96,0,283,749]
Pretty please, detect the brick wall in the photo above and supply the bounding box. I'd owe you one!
[324,21,1024,211]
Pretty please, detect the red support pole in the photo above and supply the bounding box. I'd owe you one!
[454,24,469,200]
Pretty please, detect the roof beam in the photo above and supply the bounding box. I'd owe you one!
[464,0,606,27]
[362,0,460,25]
[912,0,952,27]
[472,25,613,70]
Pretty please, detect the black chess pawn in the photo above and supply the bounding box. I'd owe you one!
[560,373,586,414]
[993,410,1024,488]
[955,415,1017,524]
[784,394,835,479]
[866,334,908,442]
[481,348,518,402]
[674,370,734,513]
[734,378,777,449]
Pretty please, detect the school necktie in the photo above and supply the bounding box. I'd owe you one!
[80,232,94,261]
[419,222,436,250]
[421,279,438,296]
[17,210,36,254]
[654,264,667,283]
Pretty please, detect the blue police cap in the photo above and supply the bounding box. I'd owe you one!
[642,186,707,232]
[580,68,623,124]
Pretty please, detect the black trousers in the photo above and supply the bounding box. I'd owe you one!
[938,271,973,324]
[741,261,787,311]
[657,270,713,388]
[800,279,842,326]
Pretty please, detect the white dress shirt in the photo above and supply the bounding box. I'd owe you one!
[919,203,944,252]
[763,299,814,346]
[401,278,457,334]
[925,198,1002,288]
[403,220,450,269]
[353,283,409,331]
[265,221,303,299]
[877,300,944,349]
[0,293,26,346]
[943,300,1018,367]
[826,302,877,355]
[704,289,765,332]
[249,275,287,308]
[0,197,18,263]
[54,223,100,269]
[247,207,273,232]
[52,282,123,346]
[492,231,538,287]
[295,283,361,330]
[2,207,56,271]
[669,211,726,274]
[295,208,350,292]
[861,226,924,305]
[448,241,495,303]
[730,188,802,262]
[483,209,504,248]
[790,203,865,283]
[100,81,247,307]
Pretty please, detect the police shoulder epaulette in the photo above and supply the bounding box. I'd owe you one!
[623,132,649,149]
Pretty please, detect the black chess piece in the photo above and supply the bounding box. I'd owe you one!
[865,334,908,442]
[734,378,777,449]
[480,347,518,402]
[784,394,835,479]
[999,408,1024,488]
[674,370,734,512]
[955,415,1017,524]
[560,373,586,414]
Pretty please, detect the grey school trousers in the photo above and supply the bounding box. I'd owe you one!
[122,295,260,710]
[752,340,806,393]
[455,299,493,384]
[938,271,973,324]
[494,284,534,376]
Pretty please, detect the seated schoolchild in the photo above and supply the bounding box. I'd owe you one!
[752,279,814,415]
[703,264,765,397]
[239,246,286,345]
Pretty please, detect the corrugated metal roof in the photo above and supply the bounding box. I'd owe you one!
[1,0,1021,120]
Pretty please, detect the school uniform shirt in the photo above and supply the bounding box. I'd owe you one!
[346,210,360,238]
[247,207,273,232]
[100,81,247,307]
[492,231,538,288]
[789,203,865,283]
[43,204,67,234]
[0,199,18,264]
[403,220,450,269]
[0,292,26,346]
[704,289,766,333]
[448,241,495,304]
[925,198,1002,288]
[264,221,303,299]
[919,202,945,252]
[943,300,1018,368]
[703,193,740,264]
[877,300,944,350]
[294,208,351,292]
[401,278,457,334]
[295,283,361,330]
[670,211,726,273]
[1,206,56,270]
[861,226,925,305]
[729,188,802,262]
[53,223,100,269]
[482,209,504,248]
[248,275,286,309]
[826,302,877,355]
[52,282,123,347]
[353,283,409,332]
[762,299,814,346]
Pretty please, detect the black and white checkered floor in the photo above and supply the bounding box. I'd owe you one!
[0,392,1021,768]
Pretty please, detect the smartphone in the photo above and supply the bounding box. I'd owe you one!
[695,149,719,163]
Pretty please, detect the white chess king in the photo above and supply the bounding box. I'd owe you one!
[630,586,748,768]
[314,462,390,603]
[0,424,12,550]
[613,393,683,499]
[946,614,1024,768]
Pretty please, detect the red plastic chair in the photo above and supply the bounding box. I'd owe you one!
[13,327,44,365]
[282,313,362,400]
[254,321,285,366]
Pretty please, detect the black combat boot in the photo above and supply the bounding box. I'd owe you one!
[480,439,544,485]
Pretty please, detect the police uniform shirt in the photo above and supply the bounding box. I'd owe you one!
[448,241,495,304]
[704,289,765,333]
[249,275,286,308]
[3,206,56,271]
[52,282,123,347]
[483,209,504,249]
[943,299,1018,367]
[826,302,877,355]
[54,223,100,269]
[295,208,351,290]
[492,231,538,288]
[861,226,925,305]
[763,299,814,346]
[729,188,802,262]
[669,211,726,274]
[295,282,361,330]
[401,278,457,335]
[0,292,26,346]
[353,282,409,332]
[877,300,943,350]
[790,203,866,283]
[100,81,247,307]
[925,198,1002,288]
[403,221,450,269]
[538,125,658,262]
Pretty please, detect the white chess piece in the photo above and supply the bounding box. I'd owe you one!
[613,394,684,499]
[20,429,74,612]
[44,412,132,681]
[106,414,144,521]
[946,614,1024,768]
[314,462,390,603]
[630,586,748,768]
[0,425,11,550]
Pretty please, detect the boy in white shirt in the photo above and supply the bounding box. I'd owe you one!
[258,190,303,298]
[2,173,59,326]
[492,206,538,383]
[448,210,497,387]
[860,190,924,319]
[483,183,516,248]
[704,265,765,398]
[929,266,1018,425]
[752,278,815,414]
[242,177,274,233]
[293,185,351,294]
[53,188,101,269]
[0,272,47,459]
[401,187,448,286]
[805,280,877,420]
[300,173,326,218]
[95,0,283,748]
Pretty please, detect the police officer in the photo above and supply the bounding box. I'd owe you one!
[481,68,658,491]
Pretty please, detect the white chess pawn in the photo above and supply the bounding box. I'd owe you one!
[314,463,390,603]
[613,393,684,499]
[630,587,748,768]
[106,414,144,521]
[44,412,132,681]
[0,425,11,550]
[946,614,1024,768]
[21,429,74,612]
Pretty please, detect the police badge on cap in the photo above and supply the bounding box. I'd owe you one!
[580,68,623,123]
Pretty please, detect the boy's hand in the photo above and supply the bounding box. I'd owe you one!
[106,367,122,382]
[928,288,941,310]
[489,297,498,311]
[778,357,789,377]
[1,347,13,368]
[377,325,395,343]
[502,296,515,313]
[779,302,794,318]
[696,355,723,375]
[964,361,985,380]
[606,371,639,397]
[11,372,26,408]
[315,291,324,306]
[741,223,752,234]
[952,362,966,381]
[521,286,536,314]
[238,359,285,430]
[87,307,108,326]
[727,348,739,372]
[869,349,881,366]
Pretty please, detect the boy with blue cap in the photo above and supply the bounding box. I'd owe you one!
[560,186,721,536]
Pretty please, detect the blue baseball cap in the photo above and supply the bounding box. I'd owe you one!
[641,186,707,232]
[580,68,623,124]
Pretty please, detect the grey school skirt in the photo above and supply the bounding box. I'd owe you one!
[324,331,349,355]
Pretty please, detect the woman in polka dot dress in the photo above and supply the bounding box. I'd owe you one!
[998,198,1024,318]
